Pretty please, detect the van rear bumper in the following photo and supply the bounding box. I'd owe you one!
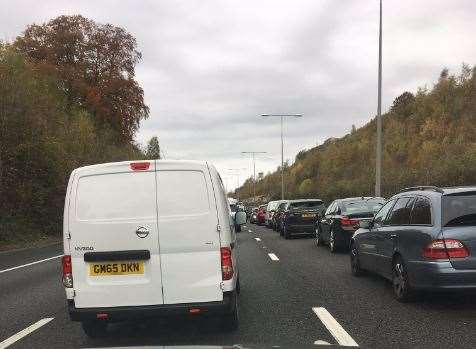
[68,291,236,322]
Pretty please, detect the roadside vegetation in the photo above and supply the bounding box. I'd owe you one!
[0,16,158,249]
[236,65,476,203]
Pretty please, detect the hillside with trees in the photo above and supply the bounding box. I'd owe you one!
[0,16,158,248]
[235,65,476,204]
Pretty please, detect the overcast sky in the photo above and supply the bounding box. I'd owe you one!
[2,0,476,190]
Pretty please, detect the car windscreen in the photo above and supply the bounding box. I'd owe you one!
[289,201,324,210]
[443,194,476,227]
[342,199,385,214]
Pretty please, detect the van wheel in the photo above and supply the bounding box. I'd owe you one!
[222,294,239,331]
[81,320,108,338]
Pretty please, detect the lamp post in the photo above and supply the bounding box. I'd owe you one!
[241,151,267,201]
[375,0,383,197]
[260,114,302,199]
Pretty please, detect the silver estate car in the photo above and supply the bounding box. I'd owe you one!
[351,186,476,302]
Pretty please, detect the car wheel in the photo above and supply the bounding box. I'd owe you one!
[222,293,239,331]
[392,256,414,302]
[315,225,323,246]
[329,230,338,253]
[350,242,364,276]
[82,320,108,338]
[284,224,291,239]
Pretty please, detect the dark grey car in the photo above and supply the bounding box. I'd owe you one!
[350,186,476,302]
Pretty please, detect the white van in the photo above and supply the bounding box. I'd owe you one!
[62,160,246,337]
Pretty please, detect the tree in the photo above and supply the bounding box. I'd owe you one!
[146,136,161,159]
[14,15,149,142]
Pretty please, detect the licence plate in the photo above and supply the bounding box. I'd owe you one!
[302,214,315,218]
[89,261,144,276]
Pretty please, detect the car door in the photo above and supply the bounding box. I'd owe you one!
[320,201,336,243]
[69,161,164,308]
[156,166,223,305]
[376,196,415,278]
[359,199,396,273]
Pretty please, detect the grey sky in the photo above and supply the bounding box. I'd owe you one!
[2,0,476,190]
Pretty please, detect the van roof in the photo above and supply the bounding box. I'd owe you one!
[73,159,211,175]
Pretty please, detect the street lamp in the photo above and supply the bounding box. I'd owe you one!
[375,0,383,197]
[227,168,247,200]
[261,114,302,200]
[241,151,267,200]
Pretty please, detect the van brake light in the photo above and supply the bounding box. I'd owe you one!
[130,162,150,171]
[220,247,234,280]
[62,255,73,288]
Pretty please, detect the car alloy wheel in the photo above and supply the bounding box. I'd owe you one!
[350,243,363,276]
[392,257,413,302]
[329,230,337,253]
[315,225,322,246]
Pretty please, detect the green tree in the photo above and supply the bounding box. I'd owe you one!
[145,136,161,159]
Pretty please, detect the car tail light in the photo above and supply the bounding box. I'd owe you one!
[422,239,469,259]
[220,247,234,280]
[341,216,359,228]
[62,255,73,288]
[130,162,150,171]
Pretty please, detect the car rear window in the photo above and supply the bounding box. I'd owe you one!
[342,199,385,214]
[290,201,324,209]
[443,195,476,227]
[157,171,210,216]
[76,172,156,220]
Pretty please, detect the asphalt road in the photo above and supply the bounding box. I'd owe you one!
[1,225,476,348]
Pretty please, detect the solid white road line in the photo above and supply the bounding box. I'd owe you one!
[255,237,261,242]
[312,307,358,347]
[248,229,252,233]
[0,318,54,349]
[268,253,279,261]
[0,255,63,274]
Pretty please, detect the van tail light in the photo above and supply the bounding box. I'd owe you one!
[130,162,150,171]
[340,216,359,230]
[220,247,234,280]
[62,255,73,288]
[422,239,469,259]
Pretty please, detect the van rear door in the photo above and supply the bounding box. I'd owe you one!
[156,164,223,304]
[69,161,164,308]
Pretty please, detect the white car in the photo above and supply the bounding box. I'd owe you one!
[62,160,246,337]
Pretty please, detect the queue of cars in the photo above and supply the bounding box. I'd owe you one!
[252,186,476,302]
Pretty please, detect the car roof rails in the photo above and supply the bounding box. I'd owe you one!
[399,186,444,194]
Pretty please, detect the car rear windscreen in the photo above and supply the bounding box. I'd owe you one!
[342,199,385,214]
[290,201,324,209]
[442,194,476,227]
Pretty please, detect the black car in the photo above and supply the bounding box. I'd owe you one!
[351,186,476,302]
[280,199,326,239]
[316,197,386,252]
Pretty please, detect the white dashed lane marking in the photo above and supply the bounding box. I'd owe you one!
[255,238,261,241]
[312,307,358,347]
[0,318,54,349]
[268,253,279,261]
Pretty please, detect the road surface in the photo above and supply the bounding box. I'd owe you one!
[1,224,476,348]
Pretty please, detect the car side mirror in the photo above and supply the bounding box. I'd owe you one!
[235,211,247,225]
[359,220,372,229]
